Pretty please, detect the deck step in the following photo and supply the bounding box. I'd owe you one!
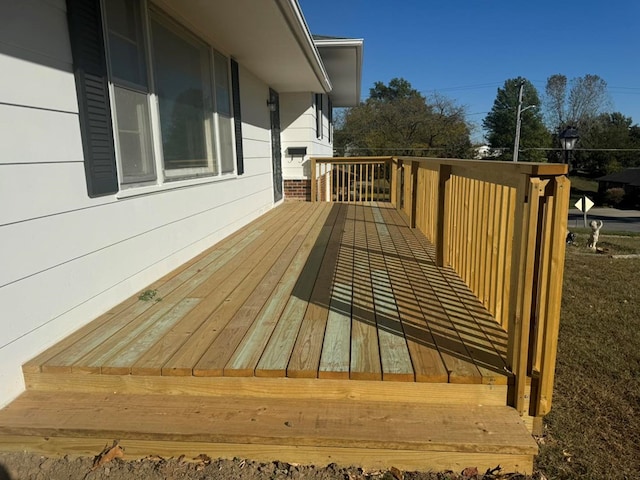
[0,390,537,473]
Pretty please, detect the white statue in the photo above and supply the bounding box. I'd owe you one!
[587,220,603,250]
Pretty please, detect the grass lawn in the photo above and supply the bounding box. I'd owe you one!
[535,233,640,479]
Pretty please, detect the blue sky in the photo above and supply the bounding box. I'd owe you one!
[299,0,640,143]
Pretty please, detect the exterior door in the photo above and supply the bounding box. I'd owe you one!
[269,88,283,202]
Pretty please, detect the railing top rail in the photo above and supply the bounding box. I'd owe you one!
[311,156,393,164]
[312,155,567,176]
[394,156,568,176]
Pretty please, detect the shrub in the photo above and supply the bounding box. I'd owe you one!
[605,187,625,206]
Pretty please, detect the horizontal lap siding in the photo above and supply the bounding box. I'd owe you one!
[0,6,275,407]
[280,93,331,181]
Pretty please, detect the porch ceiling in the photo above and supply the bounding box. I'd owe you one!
[151,0,332,93]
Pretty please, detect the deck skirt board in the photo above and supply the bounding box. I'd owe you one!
[26,202,510,384]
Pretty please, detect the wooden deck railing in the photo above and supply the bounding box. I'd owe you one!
[310,157,394,203]
[311,155,570,423]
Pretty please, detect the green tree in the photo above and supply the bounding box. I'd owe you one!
[575,112,640,175]
[483,77,550,162]
[334,78,472,158]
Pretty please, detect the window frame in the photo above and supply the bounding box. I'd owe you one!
[103,0,157,186]
[315,93,323,140]
[101,0,240,192]
[328,96,333,143]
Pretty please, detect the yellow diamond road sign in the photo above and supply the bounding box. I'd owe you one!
[575,196,594,213]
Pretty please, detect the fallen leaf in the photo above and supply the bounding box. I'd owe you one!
[461,466,479,478]
[144,454,164,462]
[193,453,212,467]
[91,441,124,471]
[389,466,403,480]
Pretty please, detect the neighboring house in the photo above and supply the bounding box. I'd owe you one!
[597,168,640,206]
[281,35,363,200]
[474,145,503,160]
[0,0,362,407]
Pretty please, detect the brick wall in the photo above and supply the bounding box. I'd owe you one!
[284,179,311,201]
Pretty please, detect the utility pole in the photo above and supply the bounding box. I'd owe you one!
[512,82,524,162]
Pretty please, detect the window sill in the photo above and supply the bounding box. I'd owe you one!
[116,173,238,199]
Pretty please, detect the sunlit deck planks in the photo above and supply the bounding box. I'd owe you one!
[24,201,510,385]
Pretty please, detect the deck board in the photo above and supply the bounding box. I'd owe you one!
[287,203,347,378]
[161,203,311,376]
[27,201,510,386]
[350,204,382,380]
[367,205,414,381]
[254,204,336,377]
[223,204,332,376]
[196,203,332,376]
[0,389,536,473]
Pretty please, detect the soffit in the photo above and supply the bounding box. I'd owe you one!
[314,38,363,107]
[150,0,331,93]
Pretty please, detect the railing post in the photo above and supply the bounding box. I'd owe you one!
[396,159,404,212]
[533,175,570,417]
[389,158,396,205]
[310,157,317,202]
[436,164,452,267]
[507,177,546,415]
[409,161,418,228]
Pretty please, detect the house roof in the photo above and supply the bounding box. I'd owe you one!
[598,168,640,187]
[314,36,364,107]
[151,0,332,94]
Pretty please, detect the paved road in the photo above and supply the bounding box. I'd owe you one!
[568,207,640,233]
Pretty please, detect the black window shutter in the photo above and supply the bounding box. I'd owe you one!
[230,59,244,175]
[66,0,118,197]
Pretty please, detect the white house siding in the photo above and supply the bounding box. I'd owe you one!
[280,93,332,180]
[0,0,275,406]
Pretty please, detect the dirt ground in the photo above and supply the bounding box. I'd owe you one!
[0,451,533,480]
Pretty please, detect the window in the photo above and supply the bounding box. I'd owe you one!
[214,51,235,174]
[104,0,156,184]
[100,0,240,189]
[150,11,217,178]
[315,93,323,139]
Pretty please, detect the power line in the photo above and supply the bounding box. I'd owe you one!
[419,82,504,94]
[521,147,640,152]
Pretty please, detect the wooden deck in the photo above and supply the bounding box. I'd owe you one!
[0,201,539,473]
[24,201,510,385]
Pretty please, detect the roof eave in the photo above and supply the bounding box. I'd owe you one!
[150,0,332,93]
[314,38,364,107]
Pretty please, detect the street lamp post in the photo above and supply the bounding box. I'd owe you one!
[559,126,579,172]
